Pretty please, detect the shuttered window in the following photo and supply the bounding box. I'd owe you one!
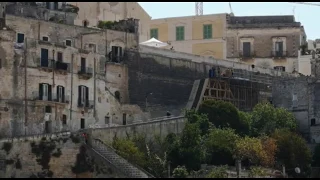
[203,24,212,39]
[176,26,185,41]
[150,28,158,39]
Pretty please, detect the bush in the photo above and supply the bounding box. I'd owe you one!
[172,165,188,178]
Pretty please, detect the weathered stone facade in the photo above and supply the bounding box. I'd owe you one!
[0,14,143,137]
[226,15,306,73]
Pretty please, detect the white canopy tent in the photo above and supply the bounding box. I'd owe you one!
[139,38,168,48]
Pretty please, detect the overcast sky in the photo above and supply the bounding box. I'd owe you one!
[139,2,319,40]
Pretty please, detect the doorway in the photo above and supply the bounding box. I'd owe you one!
[41,48,49,67]
[80,118,85,129]
[80,57,86,72]
[45,121,51,133]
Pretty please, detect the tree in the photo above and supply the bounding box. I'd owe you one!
[172,166,188,178]
[238,111,252,136]
[271,129,312,177]
[259,136,277,167]
[198,100,248,135]
[251,103,297,137]
[206,165,228,178]
[185,110,213,136]
[234,136,265,166]
[178,122,206,171]
[112,138,146,167]
[204,128,239,165]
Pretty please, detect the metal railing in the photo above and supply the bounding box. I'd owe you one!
[55,61,70,72]
[92,138,154,178]
[77,99,94,108]
[78,66,93,75]
[271,51,287,57]
[32,91,69,103]
[239,51,256,58]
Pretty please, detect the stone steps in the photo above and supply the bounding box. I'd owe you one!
[91,140,151,178]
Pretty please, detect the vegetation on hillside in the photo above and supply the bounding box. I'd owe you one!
[111,100,312,178]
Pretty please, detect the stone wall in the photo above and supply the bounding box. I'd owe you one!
[89,116,186,143]
[0,132,123,178]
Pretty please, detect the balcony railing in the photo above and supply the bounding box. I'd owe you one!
[55,61,70,72]
[77,100,94,109]
[239,51,256,58]
[36,59,70,72]
[38,59,55,68]
[271,51,287,58]
[78,66,93,75]
[32,91,69,104]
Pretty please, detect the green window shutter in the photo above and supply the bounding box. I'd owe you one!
[176,26,185,41]
[150,28,158,39]
[203,24,212,39]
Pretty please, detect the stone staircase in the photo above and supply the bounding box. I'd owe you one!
[89,138,154,178]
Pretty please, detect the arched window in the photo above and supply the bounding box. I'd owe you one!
[115,91,120,101]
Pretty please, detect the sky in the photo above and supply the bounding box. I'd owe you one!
[138,2,319,40]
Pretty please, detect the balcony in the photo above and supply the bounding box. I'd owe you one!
[32,91,69,105]
[271,51,287,59]
[78,66,93,79]
[37,59,70,73]
[37,59,55,72]
[239,51,256,60]
[77,100,94,109]
[55,61,70,73]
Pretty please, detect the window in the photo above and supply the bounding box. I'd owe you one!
[242,42,251,57]
[311,118,316,126]
[80,118,85,129]
[40,48,49,67]
[65,40,72,47]
[150,28,158,39]
[78,85,89,107]
[39,83,52,101]
[57,52,63,62]
[111,46,123,62]
[203,24,212,39]
[274,66,286,72]
[17,33,25,43]
[42,36,49,41]
[275,41,284,56]
[53,2,58,10]
[176,26,185,41]
[115,91,120,101]
[62,114,67,125]
[56,85,65,103]
[0,58,2,69]
[105,116,110,125]
[83,20,89,27]
[80,57,86,72]
[123,113,127,125]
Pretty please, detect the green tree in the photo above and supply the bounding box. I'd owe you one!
[204,128,239,165]
[178,122,205,171]
[251,103,297,136]
[172,165,189,178]
[198,100,248,135]
[185,110,213,136]
[272,129,312,177]
[206,165,228,178]
[238,111,252,136]
[112,138,146,167]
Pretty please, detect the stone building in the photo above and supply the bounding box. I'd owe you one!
[226,15,307,73]
[148,13,228,59]
[67,2,152,42]
[0,3,144,137]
